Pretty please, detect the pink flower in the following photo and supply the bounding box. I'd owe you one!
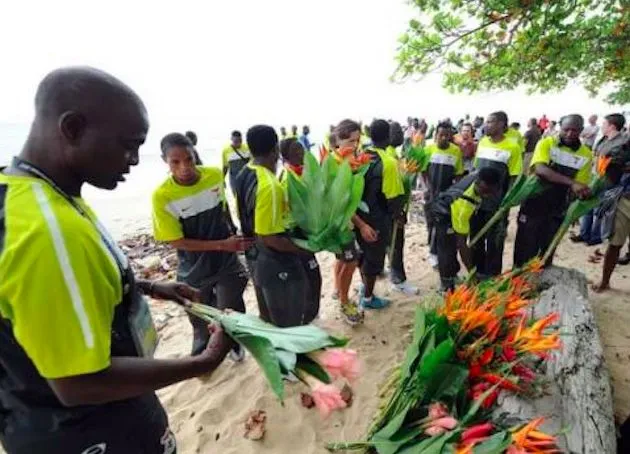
[301,374,347,418]
[431,416,458,430]
[424,425,446,437]
[506,447,527,454]
[428,402,449,419]
[312,348,361,383]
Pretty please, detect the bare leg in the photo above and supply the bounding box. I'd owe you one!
[593,245,621,293]
[338,261,357,305]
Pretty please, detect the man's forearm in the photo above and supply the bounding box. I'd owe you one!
[457,236,474,271]
[260,234,309,255]
[169,239,225,252]
[535,164,574,187]
[49,355,224,407]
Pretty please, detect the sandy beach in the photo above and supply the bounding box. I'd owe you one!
[124,206,630,454]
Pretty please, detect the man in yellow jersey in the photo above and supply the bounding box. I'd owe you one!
[0,67,232,454]
[290,125,299,139]
[506,121,525,159]
[513,115,593,267]
[330,120,376,325]
[357,119,405,309]
[387,121,419,295]
[221,130,250,193]
[232,125,318,326]
[430,168,501,290]
[471,111,522,276]
[153,133,254,359]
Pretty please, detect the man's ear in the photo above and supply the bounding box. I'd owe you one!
[58,111,87,144]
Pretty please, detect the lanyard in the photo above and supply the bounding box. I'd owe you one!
[11,157,129,290]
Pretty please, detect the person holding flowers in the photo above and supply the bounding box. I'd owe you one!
[355,119,406,309]
[152,133,253,359]
[471,111,522,277]
[430,168,501,291]
[232,125,318,327]
[513,114,593,267]
[330,119,377,325]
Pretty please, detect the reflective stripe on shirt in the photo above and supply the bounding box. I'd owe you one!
[550,147,589,170]
[476,147,511,164]
[430,153,457,167]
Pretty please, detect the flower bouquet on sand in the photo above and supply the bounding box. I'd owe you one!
[287,151,369,254]
[185,303,359,417]
[327,260,562,453]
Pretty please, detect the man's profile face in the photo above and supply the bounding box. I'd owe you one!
[232,135,242,148]
[485,115,502,137]
[68,101,148,190]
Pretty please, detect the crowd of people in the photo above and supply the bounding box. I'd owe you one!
[0,66,629,453]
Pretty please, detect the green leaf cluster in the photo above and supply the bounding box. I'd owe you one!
[287,152,367,254]
[395,0,630,104]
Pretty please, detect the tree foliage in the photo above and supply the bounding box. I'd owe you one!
[395,0,630,104]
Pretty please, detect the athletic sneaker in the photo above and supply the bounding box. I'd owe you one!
[229,344,245,363]
[360,295,390,310]
[391,281,419,295]
[428,254,438,269]
[340,301,364,327]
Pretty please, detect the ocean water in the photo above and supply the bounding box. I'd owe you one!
[0,122,228,239]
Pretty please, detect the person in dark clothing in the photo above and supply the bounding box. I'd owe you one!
[232,125,319,327]
[0,66,233,454]
[430,168,501,290]
[422,122,465,267]
[152,133,253,359]
[356,119,406,309]
[523,118,542,169]
[471,111,522,277]
[513,115,593,267]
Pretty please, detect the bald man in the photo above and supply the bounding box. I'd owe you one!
[513,114,593,267]
[0,67,232,453]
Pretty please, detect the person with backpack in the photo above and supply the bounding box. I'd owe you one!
[429,168,501,291]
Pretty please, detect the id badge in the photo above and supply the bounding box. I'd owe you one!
[129,294,159,358]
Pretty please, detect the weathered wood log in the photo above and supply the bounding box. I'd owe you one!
[494,267,616,453]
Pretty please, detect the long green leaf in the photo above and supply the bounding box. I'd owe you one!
[371,426,424,454]
[295,354,332,384]
[400,308,427,380]
[287,171,311,232]
[423,363,469,402]
[302,150,325,235]
[371,402,413,444]
[472,432,511,454]
[276,349,297,373]
[234,334,285,402]
[419,338,455,379]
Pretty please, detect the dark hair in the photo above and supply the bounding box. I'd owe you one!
[490,111,508,128]
[461,122,474,130]
[389,121,405,147]
[161,132,194,158]
[436,121,453,134]
[231,130,242,138]
[184,130,197,146]
[369,119,390,143]
[279,138,301,160]
[335,119,361,140]
[510,122,520,129]
[605,113,626,132]
[247,125,278,157]
[560,114,584,128]
[477,167,501,187]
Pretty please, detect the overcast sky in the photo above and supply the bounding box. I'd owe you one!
[0,0,622,147]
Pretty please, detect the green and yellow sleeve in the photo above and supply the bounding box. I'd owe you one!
[151,191,184,241]
[254,170,286,235]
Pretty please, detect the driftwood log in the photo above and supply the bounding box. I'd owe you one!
[494,267,616,453]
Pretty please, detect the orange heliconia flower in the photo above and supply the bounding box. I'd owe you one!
[509,417,559,453]
[597,155,612,177]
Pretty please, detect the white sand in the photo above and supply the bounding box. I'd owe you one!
[151,217,630,453]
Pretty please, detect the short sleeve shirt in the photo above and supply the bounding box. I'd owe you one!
[474,135,522,209]
[232,163,286,237]
[222,144,251,185]
[152,166,241,287]
[451,183,482,235]
[521,137,593,215]
[423,143,465,194]
[0,173,122,380]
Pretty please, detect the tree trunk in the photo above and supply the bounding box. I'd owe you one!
[493,267,617,453]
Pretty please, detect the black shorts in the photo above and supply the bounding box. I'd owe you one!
[356,225,389,277]
[247,245,319,327]
[1,394,175,454]
[335,239,361,263]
